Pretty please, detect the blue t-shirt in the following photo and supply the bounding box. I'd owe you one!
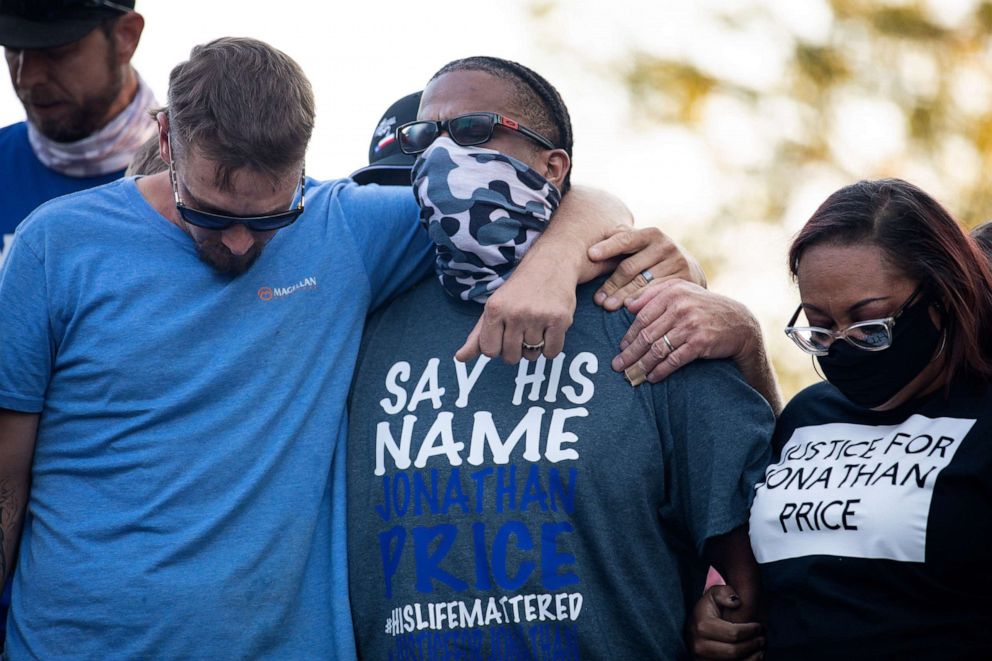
[0,120,124,645]
[0,122,122,266]
[0,176,432,659]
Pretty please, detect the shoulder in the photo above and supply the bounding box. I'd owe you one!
[357,275,472,364]
[15,178,136,245]
[660,355,765,404]
[572,277,636,342]
[913,378,992,422]
[774,381,852,444]
[308,179,417,231]
[0,122,31,162]
[366,274,481,331]
[570,281,761,393]
[22,176,132,220]
[782,381,843,413]
[0,121,27,143]
[318,179,415,216]
[364,275,441,324]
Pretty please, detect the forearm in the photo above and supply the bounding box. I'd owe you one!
[0,479,26,587]
[735,327,783,417]
[0,410,38,586]
[521,185,632,284]
[705,526,762,623]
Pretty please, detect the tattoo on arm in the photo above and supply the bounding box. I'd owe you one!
[0,515,5,583]
[0,479,19,582]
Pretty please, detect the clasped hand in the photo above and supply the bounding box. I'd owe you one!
[456,226,708,368]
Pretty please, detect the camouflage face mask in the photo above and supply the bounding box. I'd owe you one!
[411,137,562,303]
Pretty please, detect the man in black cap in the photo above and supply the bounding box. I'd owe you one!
[0,0,152,644]
[0,0,155,266]
[350,91,421,186]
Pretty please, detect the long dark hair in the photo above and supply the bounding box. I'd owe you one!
[789,178,992,386]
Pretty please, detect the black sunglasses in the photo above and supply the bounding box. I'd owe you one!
[168,157,305,232]
[396,112,556,155]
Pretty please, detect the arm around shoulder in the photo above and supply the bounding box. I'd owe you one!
[461,186,704,363]
[618,281,783,414]
[336,183,434,310]
[455,185,634,363]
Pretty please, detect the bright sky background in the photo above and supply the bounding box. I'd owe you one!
[3,0,541,179]
[0,0,822,209]
[2,0,772,266]
[1,0,977,394]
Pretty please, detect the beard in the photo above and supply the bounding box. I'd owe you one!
[19,40,124,143]
[193,239,265,276]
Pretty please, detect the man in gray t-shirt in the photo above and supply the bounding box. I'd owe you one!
[346,57,773,659]
[348,276,772,658]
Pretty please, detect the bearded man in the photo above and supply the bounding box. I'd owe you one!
[0,0,154,265]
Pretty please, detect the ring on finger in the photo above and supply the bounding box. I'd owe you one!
[640,269,654,283]
[522,339,546,352]
[662,333,676,354]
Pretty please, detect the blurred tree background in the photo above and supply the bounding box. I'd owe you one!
[526,0,992,398]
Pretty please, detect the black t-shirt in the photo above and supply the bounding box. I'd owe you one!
[749,380,992,660]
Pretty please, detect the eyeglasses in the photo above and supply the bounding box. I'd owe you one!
[168,156,305,232]
[784,285,924,355]
[396,112,556,155]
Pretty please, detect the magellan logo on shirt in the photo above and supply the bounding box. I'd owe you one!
[257,276,317,301]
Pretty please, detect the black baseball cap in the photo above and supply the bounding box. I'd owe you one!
[350,91,422,186]
[0,0,134,50]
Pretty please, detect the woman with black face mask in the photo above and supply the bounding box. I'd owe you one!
[694,178,992,661]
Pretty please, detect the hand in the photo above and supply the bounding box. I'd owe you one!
[612,280,760,385]
[690,586,765,660]
[588,226,706,311]
[456,264,576,365]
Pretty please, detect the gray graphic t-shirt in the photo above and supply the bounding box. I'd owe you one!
[347,277,773,659]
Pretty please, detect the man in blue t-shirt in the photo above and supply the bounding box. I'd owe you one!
[0,35,688,658]
[0,0,156,266]
[0,0,155,642]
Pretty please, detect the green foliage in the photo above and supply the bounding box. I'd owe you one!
[978,2,992,33]
[794,43,848,90]
[625,54,720,124]
[528,0,992,398]
[869,6,946,40]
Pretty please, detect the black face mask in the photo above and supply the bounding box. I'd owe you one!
[816,294,942,408]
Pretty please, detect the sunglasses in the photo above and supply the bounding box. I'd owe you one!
[168,157,305,232]
[396,112,556,155]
